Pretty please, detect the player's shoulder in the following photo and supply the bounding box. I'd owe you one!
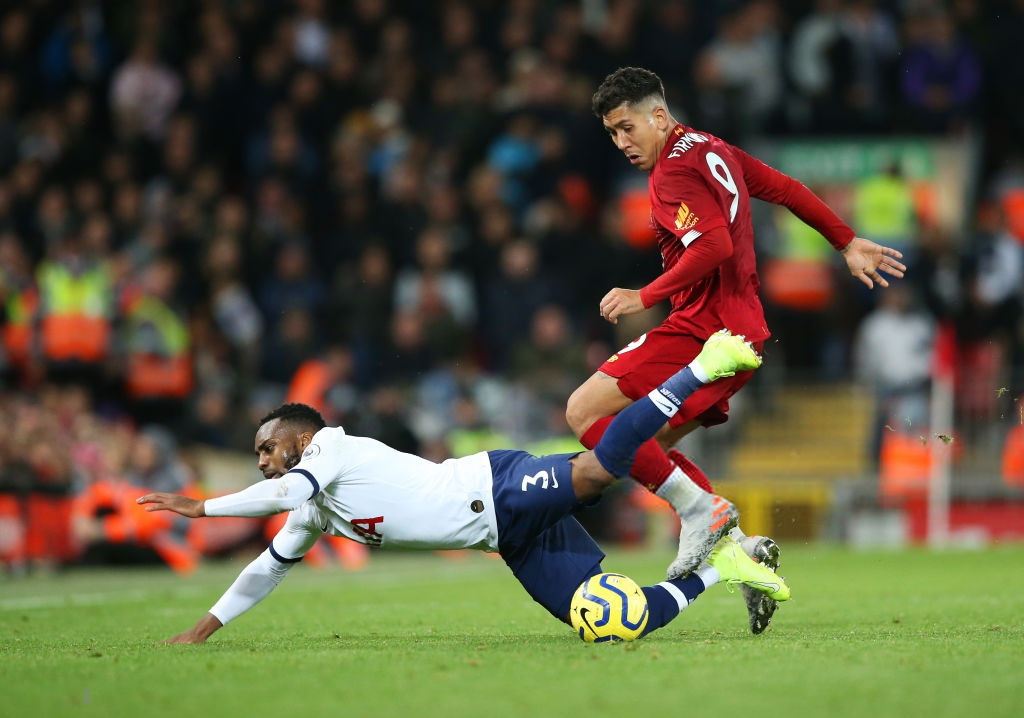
[660,126,733,170]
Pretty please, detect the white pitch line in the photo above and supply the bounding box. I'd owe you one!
[0,585,209,611]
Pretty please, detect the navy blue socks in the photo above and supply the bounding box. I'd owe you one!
[593,366,704,477]
[639,573,707,637]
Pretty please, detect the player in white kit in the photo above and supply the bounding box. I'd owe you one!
[138,332,788,643]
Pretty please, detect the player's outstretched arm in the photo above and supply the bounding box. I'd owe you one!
[139,475,314,519]
[164,613,223,644]
[137,492,205,518]
[841,236,907,289]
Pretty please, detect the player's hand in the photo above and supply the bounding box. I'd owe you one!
[163,614,223,644]
[164,630,208,645]
[136,492,205,518]
[841,236,906,289]
[599,287,645,324]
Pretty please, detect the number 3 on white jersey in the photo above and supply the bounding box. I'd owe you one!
[706,151,738,223]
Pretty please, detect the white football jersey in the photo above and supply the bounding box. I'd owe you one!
[284,427,499,552]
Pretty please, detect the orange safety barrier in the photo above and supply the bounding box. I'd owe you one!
[286,359,332,412]
[125,354,193,399]
[72,478,200,574]
[762,258,835,312]
[1002,424,1024,487]
[878,431,932,500]
[39,314,111,362]
[25,494,76,564]
[0,493,26,565]
[617,189,657,250]
[1003,188,1024,242]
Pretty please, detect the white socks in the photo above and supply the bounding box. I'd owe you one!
[688,358,711,384]
[695,564,720,588]
[655,466,706,513]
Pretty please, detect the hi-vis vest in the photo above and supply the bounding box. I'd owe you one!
[2,285,39,368]
[123,294,192,399]
[36,261,113,362]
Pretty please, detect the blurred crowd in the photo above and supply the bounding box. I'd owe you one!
[2,0,1024,573]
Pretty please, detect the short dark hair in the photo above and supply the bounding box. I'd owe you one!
[258,403,327,434]
[592,67,666,118]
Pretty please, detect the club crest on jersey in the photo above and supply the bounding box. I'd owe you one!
[674,202,699,231]
[667,131,708,159]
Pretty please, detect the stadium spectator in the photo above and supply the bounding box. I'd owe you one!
[392,225,477,362]
[257,239,326,328]
[508,303,589,406]
[119,255,193,429]
[446,392,514,459]
[259,305,321,389]
[951,200,1024,422]
[851,162,920,269]
[478,238,561,371]
[852,282,937,465]
[108,37,182,143]
[899,5,981,133]
[787,0,846,132]
[201,233,263,393]
[0,231,39,385]
[327,242,395,382]
[693,0,785,140]
[285,343,357,425]
[824,0,902,134]
[35,230,116,394]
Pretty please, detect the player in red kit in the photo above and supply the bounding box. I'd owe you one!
[569,67,906,633]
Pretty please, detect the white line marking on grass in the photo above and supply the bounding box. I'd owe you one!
[0,586,208,611]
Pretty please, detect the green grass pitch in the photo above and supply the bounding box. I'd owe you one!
[2,543,1022,717]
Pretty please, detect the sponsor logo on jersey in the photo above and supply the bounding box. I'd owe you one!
[674,202,699,231]
[351,516,384,545]
[667,131,709,159]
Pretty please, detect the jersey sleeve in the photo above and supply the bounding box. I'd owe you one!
[733,147,855,250]
[640,225,733,307]
[204,473,315,517]
[208,509,322,625]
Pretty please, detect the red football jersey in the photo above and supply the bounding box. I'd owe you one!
[647,125,768,341]
[644,124,855,343]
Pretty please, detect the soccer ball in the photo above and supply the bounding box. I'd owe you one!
[569,572,649,643]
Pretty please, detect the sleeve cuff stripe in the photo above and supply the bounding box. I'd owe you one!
[680,229,702,247]
[288,468,320,497]
[268,542,303,564]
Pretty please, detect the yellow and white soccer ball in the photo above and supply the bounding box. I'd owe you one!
[569,572,649,643]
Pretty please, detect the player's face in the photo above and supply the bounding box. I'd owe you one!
[602,103,667,172]
[254,419,305,479]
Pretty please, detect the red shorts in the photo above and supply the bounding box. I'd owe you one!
[598,317,763,429]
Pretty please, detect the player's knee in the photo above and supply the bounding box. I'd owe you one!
[565,388,592,437]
